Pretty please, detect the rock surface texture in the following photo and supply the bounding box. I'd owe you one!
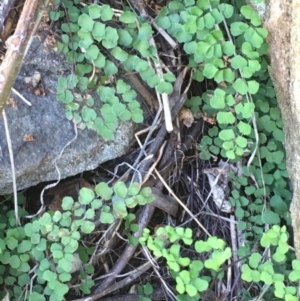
[264,1,300,257]
[0,35,137,194]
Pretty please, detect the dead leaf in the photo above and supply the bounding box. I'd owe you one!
[202,112,216,125]
[23,134,35,141]
[6,97,17,108]
[179,108,194,128]
[70,252,83,273]
[24,71,41,87]
[203,161,239,213]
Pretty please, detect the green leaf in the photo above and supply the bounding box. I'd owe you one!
[248,80,259,94]
[79,188,95,205]
[117,29,133,46]
[235,102,255,118]
[128,182,140,196]
[82,106,97,122]
[10,255,21,268]
[140,67,156,81]
[210,96,225,110]
[204,12,215,29]
[81,221,95,234]
[241,5,256,20]
[116,80,130,94]
[156,81,173,94]
[61,197,74,211]
[219,3,234,18]
[112,103,126,116]
[100,5,114,21]
[231,55,247,69]
[92,22,106,42]
[125,197,138,208]
[100,211,114,224]
[43,270,57,282]
[53,250,63,260]
[230,22,249,36]
[163,72,176,83]
[222,41,235,56]
[113,200,128,218]
[272,151,285,164]
[186,284,198,297]
[222,140,234,151]
[244,27,264,48]
[195,241,212,253]
[61,22,79,33]
[103,60,118,75]
[147,75,160,88]
[203,63,218,79]
[52,211,62,223]
[237,121,251,135]
[111,47,129,62]
[236,136,247,148]
[223,68,235,83]
[89,4,101,19]
[78,13,94,32]
[114,182,128,198]
[59,272,72,283]
[262,211,280,225]
[119,110,132,121]
[85,44,99,61]
[120,11,136,23]
[50,11,63,21]
[184,41,197,54]
[270,195,288,215]
[219,129,235,141]
[217,111,235,124]
[98,86,115,102]
[75,64,92,77]
[131,108,144,123]
[233,79,248,95]
[122,89,137,102]
[138,23,153,39]
[29,292,46,301]
[5,236,18,250]
[85,209,95,220]
[249,252,262,269]
[98,126,114,140]
[17,240,32,253]
[102,27,119,49]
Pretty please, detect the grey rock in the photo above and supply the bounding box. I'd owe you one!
[0,36,137,194]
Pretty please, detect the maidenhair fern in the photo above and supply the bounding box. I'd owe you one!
[53,1,177,140]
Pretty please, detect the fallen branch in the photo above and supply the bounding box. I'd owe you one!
[0,0,16,38]
[0,0,41,113]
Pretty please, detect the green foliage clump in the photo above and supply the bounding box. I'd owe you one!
[152,1,295,300]
[140,226,231,300]
[0,182,154,301]
[242,226,300,301]
[52,0,177,140]
[157,0,268,160]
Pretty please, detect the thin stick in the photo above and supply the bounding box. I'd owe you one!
[70,261,153,301]
[141,245,177,300]
[154,168,211,237]
[2,109,20,225]
[11,88,32,106]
